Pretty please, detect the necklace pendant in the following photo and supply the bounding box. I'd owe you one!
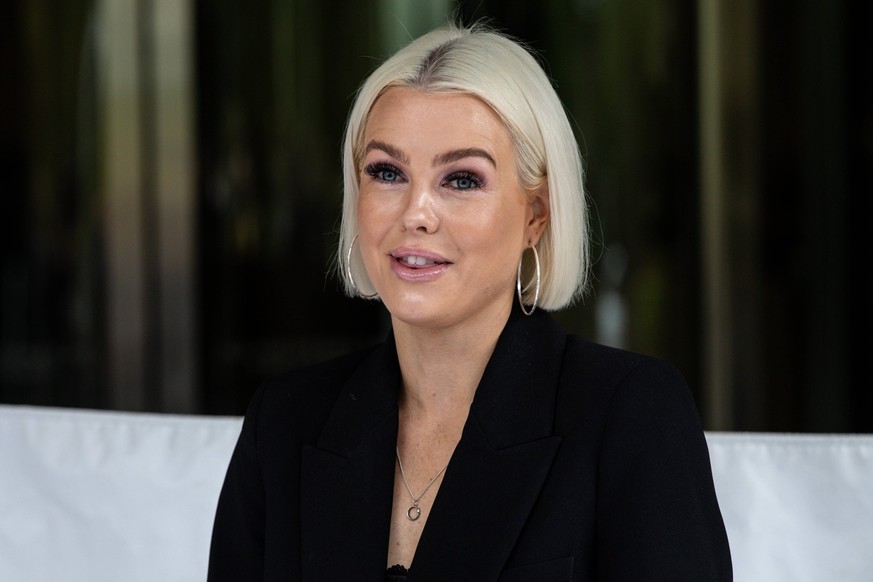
[406,505,422,521]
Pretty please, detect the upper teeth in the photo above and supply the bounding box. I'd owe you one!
[404,256,432,266]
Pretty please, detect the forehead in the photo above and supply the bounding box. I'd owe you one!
[363,87,513,152]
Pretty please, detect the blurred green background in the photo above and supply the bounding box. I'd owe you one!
[1,0,870,431]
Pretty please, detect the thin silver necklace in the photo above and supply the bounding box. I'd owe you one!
[395,447,450,521]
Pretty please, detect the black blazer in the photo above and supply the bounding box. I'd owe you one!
[208,307,732,581]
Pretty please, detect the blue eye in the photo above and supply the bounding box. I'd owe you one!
[364,163,404,184]
[446,172,482,190]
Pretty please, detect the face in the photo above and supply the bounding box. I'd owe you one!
[356,87,548,331]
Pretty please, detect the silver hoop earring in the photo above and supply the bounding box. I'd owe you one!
[347,234,378,299]
[516,244,541,316]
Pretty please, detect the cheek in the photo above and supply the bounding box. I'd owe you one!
[475,195,528,242]
[356,193,390,236]
[459,201,528,267]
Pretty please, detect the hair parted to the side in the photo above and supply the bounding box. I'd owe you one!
[338,22,589,310]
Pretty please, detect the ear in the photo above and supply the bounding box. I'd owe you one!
[525,180,550,246]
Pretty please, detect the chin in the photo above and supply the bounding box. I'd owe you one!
[383,296,447,329]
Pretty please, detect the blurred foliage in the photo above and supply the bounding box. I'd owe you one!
[2,0,869,431]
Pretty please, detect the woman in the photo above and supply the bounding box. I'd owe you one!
[208,23,732,581]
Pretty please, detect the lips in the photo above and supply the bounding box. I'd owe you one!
[390,248,450,267]
[397,255,440,267]
[390,248,451,281]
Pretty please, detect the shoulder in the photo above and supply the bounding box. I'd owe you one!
[556,335,702,440]
[562,339,731,578]
[558,337,709,485]
[562,335,685,387]
[244,345,380,446]
[261,346,376,403]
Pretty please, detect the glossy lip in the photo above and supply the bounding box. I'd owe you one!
[389,247,452,282]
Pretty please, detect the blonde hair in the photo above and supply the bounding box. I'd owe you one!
[338,23,589,310]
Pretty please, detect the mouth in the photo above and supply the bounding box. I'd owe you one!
[389,248,452,282]
[390,249,451,268]
[395,255,444,267]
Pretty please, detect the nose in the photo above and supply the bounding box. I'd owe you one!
[399,184,439,234]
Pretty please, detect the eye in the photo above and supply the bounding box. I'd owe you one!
[445,171,483,191]
[364,162,405,184]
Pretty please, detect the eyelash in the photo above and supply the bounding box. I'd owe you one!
[444,171,484,191]
[363,162,405,183]
[362,163,485,191]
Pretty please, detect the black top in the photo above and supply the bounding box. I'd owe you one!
[208,304,732,580]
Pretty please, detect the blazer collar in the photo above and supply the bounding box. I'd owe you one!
[301,305,567,580]
[469,302,567,449]
[312,336,401,455]
[299,337,400,579]
[411,304,566,580]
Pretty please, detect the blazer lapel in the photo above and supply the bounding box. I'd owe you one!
[300,338,401,581]
[410,307,567,581]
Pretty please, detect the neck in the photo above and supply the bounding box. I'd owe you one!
[391,298,513,420]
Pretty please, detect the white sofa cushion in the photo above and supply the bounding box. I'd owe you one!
[1,405,871,581]
[0,405,240,582]
[707,431,873,581]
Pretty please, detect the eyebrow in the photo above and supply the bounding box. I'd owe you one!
[364,140,496,169]
[433,148,496,169]
[364,140,409,165]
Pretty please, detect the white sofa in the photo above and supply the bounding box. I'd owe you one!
[0,405,241,582]
[1,404,871,581]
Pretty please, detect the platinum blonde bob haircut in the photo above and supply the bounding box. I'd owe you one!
[338,23,589,310]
